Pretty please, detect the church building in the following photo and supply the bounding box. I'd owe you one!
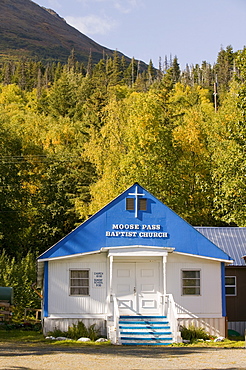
[37,183,232,345]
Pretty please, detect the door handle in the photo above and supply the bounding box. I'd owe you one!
[133,286,136,294]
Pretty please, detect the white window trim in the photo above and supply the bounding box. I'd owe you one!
[69,268,90,296]
[225,275,237,296]
[181,269,201,296]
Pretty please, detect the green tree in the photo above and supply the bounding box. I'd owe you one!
[215,45,235,92]
[85,85,177,214]
[111,50,123,85]
[172,56,180,83]
[147,59,156,84]
[169,83,217,224]
[48,70,80,118]
[210,77,246,225]
[0,251,41,319]
[0,123,30,256]
[124,57,138,86]
[0,82,96,256]
[67,49,76,72]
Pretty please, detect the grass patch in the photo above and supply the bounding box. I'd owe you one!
[0,324,111,346]
[0,325,243,348]
[180,325,211,342]
[47,321,100,341]
[48,339,111,347]
[170,338,245,348]
[0,326,45,343]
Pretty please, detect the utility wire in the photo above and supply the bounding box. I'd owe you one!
[0,154,83,164]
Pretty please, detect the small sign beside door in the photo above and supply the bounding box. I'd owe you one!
[93,272,104,287]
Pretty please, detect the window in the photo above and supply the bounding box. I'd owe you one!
[182,270,200,295]
[126,198,134,210]
[70,270,89,296]
[139,198,147,211]
[225,276,236,296]
[126,198,147,211]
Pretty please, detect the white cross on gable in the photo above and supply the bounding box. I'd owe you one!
[128,185,145,218]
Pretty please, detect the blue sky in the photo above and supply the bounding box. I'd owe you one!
[34,0,246,69]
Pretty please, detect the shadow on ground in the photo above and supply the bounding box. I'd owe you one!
[0,342,244,359]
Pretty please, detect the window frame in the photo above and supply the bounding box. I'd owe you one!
[181,269,201,296]
[126,197,147,211]
[69,269,90,296]
[139,198,147,211]
[225,276,237,296]
[126,197,134,211]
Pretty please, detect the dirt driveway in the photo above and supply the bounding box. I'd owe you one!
[0,342,245,370]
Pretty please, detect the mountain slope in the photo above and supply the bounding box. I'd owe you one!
[0,0,125,64]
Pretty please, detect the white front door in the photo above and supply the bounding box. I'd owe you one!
[113,262,160,315]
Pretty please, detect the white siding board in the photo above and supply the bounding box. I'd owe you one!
[178,317,226,337]
[44,250,226,338]
[43,317,106,335]
[48,253,107,316]
[167,253,223,318]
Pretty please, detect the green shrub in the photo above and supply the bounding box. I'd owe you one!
[67,321,88,340]
[87,324,100,341]
[47,327,67,338]
[180,325,210,342]
[68,321,100,341]
[48,321,100,341]
[0,251,41,320]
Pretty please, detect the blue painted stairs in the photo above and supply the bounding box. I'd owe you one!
[119,316,173,345]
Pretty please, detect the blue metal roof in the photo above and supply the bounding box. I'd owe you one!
[195,227,246,266]
[38,183,232,262]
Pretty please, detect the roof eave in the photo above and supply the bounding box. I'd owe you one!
[174,251,234,264]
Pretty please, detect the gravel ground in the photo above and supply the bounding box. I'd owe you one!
[0,343,245,370]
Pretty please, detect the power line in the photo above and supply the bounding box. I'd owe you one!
[0,154,83,164]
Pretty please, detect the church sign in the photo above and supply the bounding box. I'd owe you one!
[93,272,104,287]
[106,224,168,238]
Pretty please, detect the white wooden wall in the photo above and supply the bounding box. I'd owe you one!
[167,253,223,318]
[48,253,108,316]
[44,250,226,337]
[47,251,224,319]
[178,318,226,337]
[43,317,106,336]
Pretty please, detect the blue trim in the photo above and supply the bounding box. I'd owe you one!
[120,315,167,319]
[221,262,226,317]
[43,261,49,317]
[122,343,172,345]
[38,183,233,262]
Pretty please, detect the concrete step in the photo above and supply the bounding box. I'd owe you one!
[121,332,172,336]
[119,326,171,330]
[119,315,173,346]
[120,315,167,319]
[119,321,169,325]
[123,342,172,346]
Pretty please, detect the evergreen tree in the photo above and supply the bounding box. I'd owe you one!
[172,56,180,83]
[67,49,76,72]
[124,57,138,86]
[48,71,79,118]
[157,56,163,81]
[111,50,122,85]
[215,45,235,91]
[0,120,30,256]
[147,59,156,84]
[86,50,93,78]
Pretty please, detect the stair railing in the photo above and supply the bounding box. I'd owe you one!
[111,293,121,345]
[165,294,181,343]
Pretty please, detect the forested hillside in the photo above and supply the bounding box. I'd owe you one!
[0,45,245,262]
[2,45,246,316]
[0,0,126,64]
